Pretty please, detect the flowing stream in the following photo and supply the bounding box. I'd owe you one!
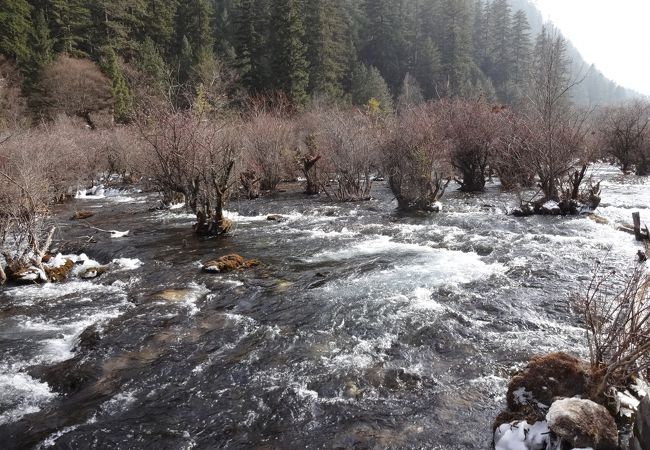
[0,165,648,449]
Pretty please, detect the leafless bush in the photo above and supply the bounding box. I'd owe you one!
[524,30,596,207]
[0,133,57,282]
[574,262,650,400]
[317,109,380,202]
[0,56,28,130]
[295,110,327,195]
[492,110,537,191]
[35,55,113,129]
[138,109,241,235]
[383,105,451,211]
[438,99,503,192]
[101,126,148,181]
[598,101,650,175]
[242,112,296,192]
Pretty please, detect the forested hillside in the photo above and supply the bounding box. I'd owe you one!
[0,0,639,125]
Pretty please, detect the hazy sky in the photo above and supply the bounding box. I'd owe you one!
[533,0,650,95]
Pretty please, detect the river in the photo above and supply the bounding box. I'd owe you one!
[0,164,647,449]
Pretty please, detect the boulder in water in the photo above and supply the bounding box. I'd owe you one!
[546,398,618,450]
[44,258,75,282]
[70,210,95,220]
[506,353,591,411]
[10,266,47,283]
[494,353,593,431]
[202,254,260,273]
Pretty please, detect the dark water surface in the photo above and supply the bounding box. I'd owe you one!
[0,165,647,449]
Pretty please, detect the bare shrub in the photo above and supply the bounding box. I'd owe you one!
[317,109,380,202]
[492,110,537,191]
[512,30,599,214]
[101,126,148,182]
[138,109,241,235]
[242,112,296,192]
[383,105,451,211]
[35,55,113,129]
[0,133,57,282]
[439,99,503,192]
[574,262,650,400]
[0,56,28,130]
[598,101,650,175]
[295,110,327,195]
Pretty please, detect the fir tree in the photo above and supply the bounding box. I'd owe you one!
[234,0,266,91]
[351,64,393,113]
[23,8,53,84]
[49,0,92,56]
[269,0,309,106]
[305,0,346,99]
[104,47,132,123]
[0,0,32,62]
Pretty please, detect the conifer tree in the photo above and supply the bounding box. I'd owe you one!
[142,0,177,54]
[174,0,214,65]
[413,37,441,100]
[434,0,474,97]
[22,8,53,85]
[351,64,393,113]
[269,0,309,106]
[104,47,132,123]
[305,0,346,99]
[49,0,92,55]
[0,0,32,62]
[234,0,266,91]
[510,9,532,87]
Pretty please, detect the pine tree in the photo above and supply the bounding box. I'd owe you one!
[137,37,169,93]
[88,0,146,57]
[104,47,132,123]
[413,37,441,100]
[510,9,532,87]
[141,0,177,55]
[351,64,393,113]
[434,0,474,97]
[234,0,267,91]
[22,8,53,89]
[0,0,32,62]
[487,0,513,89]
[360,0,407,92]
[49,0,92,56]
[269,0,309,106]
[305,0,346,99]
[174,0,214,61]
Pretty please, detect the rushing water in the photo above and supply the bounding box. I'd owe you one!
[0,165,648,449]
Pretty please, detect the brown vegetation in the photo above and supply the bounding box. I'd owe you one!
[201,254,260,273]
[383,105,451,211]
[599,101,650,175]
[574,262,650,401]
[439,99,503,192]
[317,109,381,202]
[138,108,241,235]
[35,56,113,129]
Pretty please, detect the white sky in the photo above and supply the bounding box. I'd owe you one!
[533,0,650,95]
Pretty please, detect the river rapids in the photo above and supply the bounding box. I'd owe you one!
[0,164,648,449]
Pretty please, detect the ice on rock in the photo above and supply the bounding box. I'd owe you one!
[494,421,550,450]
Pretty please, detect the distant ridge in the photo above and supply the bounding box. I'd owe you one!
[508,0,645,105]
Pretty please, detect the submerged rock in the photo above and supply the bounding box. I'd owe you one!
[10,266,47,283]
[70,210,95,220]
[44,258,75,282]
[202,254,260,274]
[547,398,618,450]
